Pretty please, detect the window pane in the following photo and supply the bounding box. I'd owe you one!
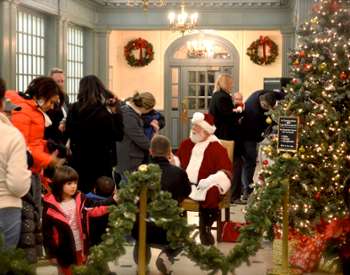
[198,98,205,109]
[172,85,178,97]
[199,72,205,83]
[66,25,84,102]
[188,98,196,110]
[189,85,196,96]
[208,71,215,83]
[189,71,196,83]
[199,85,205,96]
[208,85,214,96]
[16,10,46,91]
[171,68,178,84]
[171,98,178,110]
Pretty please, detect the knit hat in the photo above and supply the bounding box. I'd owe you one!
[191,112,216,134]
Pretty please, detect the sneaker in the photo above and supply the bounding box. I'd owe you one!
[155,252,173,275]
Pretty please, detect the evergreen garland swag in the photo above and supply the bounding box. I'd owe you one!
[124,38,154,67]
[246,36,279,65]
[0,236,35,275]
[73,163,287,275]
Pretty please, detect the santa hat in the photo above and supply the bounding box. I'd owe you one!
[191,112,216,134]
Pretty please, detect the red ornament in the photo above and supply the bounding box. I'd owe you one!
[304,64,312,71]
[315,192,321,201]
[329,0,340,13]
[340,71,348,80]
[292,78,300,84]
[312,3,321,13]
[262,160,269,166]
[299,50,305,57]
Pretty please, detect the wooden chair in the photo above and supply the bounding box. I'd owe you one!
[181,139,234,242]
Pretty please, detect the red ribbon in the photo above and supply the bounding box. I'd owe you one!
[259,36,267,63]
[259,36,273,63]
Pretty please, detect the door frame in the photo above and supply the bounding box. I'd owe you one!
[164,33,240,147]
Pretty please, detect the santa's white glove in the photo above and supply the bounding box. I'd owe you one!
[197,178,211,190]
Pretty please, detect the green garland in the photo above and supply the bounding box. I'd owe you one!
[73,163,292,275]
[0,237,35,275]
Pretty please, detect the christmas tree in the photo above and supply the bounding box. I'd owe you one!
[247,0,350,271]
[259,0,350,230]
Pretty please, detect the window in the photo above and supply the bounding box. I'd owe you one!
[16,10,45,92]
[67,25,84,102]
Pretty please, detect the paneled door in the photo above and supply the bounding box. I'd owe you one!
[169,66,233,148]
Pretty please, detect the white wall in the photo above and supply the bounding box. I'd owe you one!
[109,30,282,109]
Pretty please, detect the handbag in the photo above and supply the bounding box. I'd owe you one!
[221,221,245,242]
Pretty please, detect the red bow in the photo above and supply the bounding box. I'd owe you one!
[259,36,272,63]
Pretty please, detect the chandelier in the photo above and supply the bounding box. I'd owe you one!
[168,1,198,35]
[187,39,214,58]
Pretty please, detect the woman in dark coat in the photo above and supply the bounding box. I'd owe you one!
[209,74,242,141]
[66,75,123,193]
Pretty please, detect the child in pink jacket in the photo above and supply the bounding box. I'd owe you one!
[42,166,116,275]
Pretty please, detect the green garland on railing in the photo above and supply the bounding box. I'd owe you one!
[74,161,295,275]
[0,236,35,275]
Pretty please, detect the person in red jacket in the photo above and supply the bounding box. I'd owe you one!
[6,77,65,176]
[42,166,115,275]
[6,77,65,262]
[175,112,232,245]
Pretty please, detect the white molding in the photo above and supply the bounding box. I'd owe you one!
[90,0,291,8]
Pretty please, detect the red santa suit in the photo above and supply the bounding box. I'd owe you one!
[177,134,232,208]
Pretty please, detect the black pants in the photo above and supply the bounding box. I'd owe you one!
[133,242,182,265]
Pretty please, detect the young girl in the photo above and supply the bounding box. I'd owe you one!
[42,166,115,275]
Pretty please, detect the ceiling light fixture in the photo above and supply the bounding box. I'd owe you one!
[168,0,198,35]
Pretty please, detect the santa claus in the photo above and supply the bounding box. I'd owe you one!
[175,112,232,245]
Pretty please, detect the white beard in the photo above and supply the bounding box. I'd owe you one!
[190,131,205,144]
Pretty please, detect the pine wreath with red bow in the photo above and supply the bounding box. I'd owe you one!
[124,38,154,67]
[246,36,279,65]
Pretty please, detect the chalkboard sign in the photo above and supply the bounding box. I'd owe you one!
[278,116,299,152]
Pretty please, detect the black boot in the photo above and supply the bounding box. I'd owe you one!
[199,208,218,245]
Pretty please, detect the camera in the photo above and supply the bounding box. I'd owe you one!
[105,97,118,107]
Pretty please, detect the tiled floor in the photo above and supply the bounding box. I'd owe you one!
[36,205,329,275]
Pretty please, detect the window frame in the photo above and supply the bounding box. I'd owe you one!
[16,7,46,92]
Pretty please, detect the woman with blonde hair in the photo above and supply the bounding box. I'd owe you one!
[209,74,241,140]
[213,73,233,93]
[116,92,157,180]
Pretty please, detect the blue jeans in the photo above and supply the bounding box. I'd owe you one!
[241,141,258,194]
[0,207,22,248]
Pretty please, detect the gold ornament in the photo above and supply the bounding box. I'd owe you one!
[138,164,148,172]
[318,62,327,71]
[266,117,272,124]
[282,153,292,159]
[299,146,305,153]
[263,145,273,154]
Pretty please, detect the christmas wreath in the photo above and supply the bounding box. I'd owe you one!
[124,38,154,67]
[246,36,279,65]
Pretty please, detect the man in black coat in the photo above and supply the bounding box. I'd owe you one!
[45,68,70,154]
[132,135,191,274]
[237,90,278,201]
